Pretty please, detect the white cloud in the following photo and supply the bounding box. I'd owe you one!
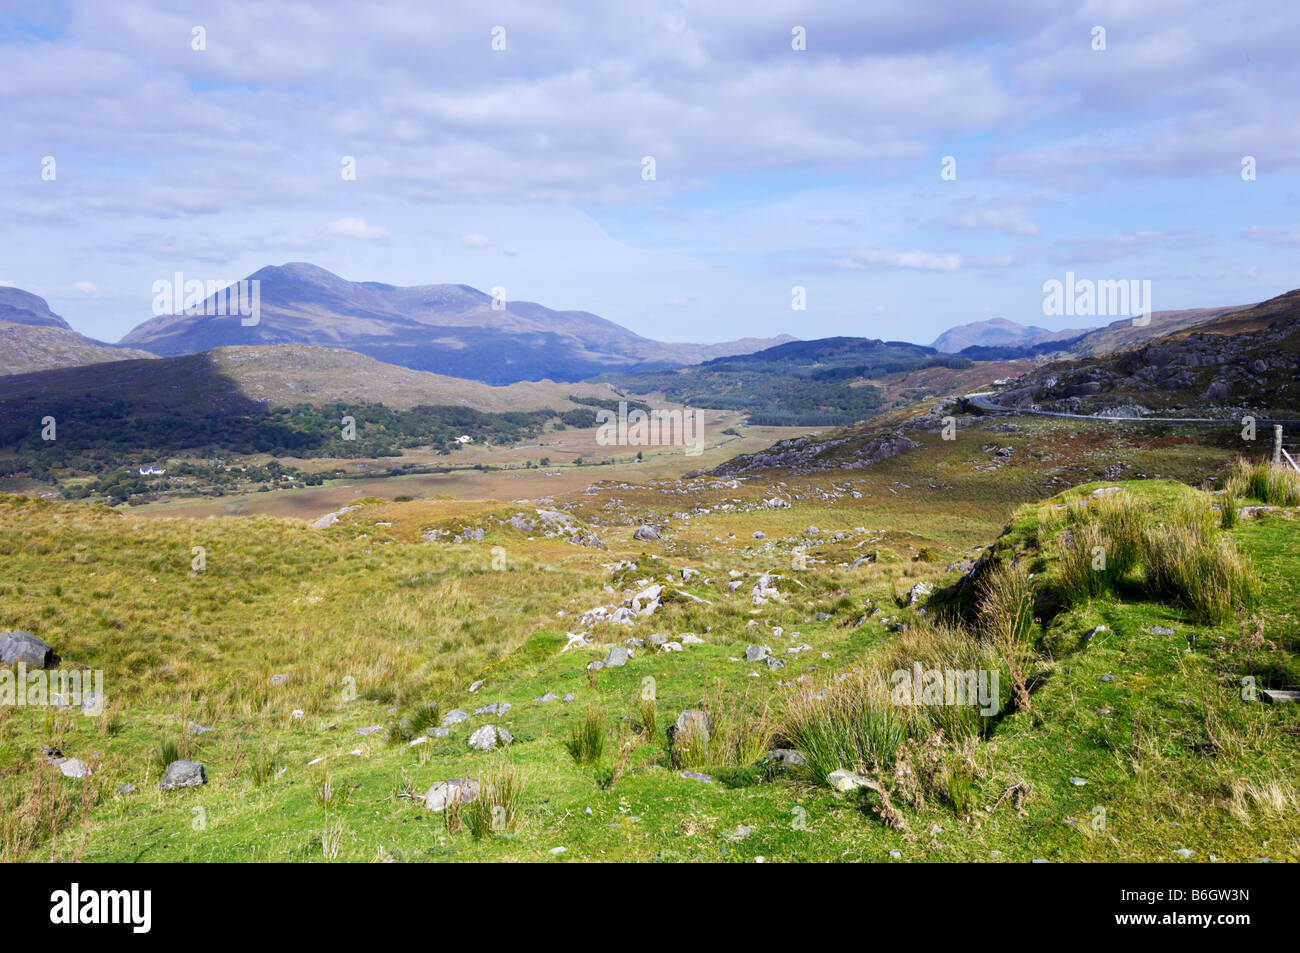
[325,218,390,241]
[835,247,962,271]
[72,281,101,296]
[462,233,491,248]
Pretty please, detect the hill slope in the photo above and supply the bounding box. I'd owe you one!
[118,262,793,384]
[988,289,1300,417]
[0,286,71,329]
[0,321,157,376]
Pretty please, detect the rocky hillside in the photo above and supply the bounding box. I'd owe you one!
[988,289,1300,418]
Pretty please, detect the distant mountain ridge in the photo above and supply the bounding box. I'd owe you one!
[118,263,794,385]
[931,317,1091,353]
[0,286,73,329]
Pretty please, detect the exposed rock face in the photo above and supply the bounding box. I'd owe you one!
[468,724,513,751]
[716,430,919,476]
[0,631,53,668]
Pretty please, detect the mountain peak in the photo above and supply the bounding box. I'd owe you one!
[0,286,72,330]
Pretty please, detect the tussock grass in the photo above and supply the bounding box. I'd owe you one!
[1225,457,1300,506]
[781,669,913,784]
[463,763,524,838]
[567,709,606,764]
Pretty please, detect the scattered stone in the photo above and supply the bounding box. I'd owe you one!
[116,783,136,794]
[828,769,880,793]
[680,771,712,783]
[424,778,481,811]
[186,721,212,736]
[428,727,450,738]
[1146,625,1176,636]
[603,646,631,668]
[1068,777,1088,786]
[908,582,932,605]
[59,758,91,779]
[291,709,305,719]
[355,724,384,736]
[0,631,54,668]
[549,846,567,855]
[474,701,512,716]
[680,634,705,645]
[1173,848,1194,859]
[562,693,575,703]
[632,525,661,541]
[1261,689,1300,704]
[744,644,773,662]
[535,692,558,703]
[441,709,469,727]
[468,724,513,751]
[889,850,902,859]
[469,679,484,693]
[671,709,712,746]
[269,673,290,687]
[766,748,806,767]
[159,760,206,791]
[1084,624,1107,641]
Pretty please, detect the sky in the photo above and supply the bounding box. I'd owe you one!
[2,0,1299,347]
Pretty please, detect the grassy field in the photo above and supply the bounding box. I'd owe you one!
[1,413,1296,863]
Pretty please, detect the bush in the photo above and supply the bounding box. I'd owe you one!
[463,763,524,838]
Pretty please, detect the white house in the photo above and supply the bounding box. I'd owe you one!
[138,465,166,476]
[456,435,473,444]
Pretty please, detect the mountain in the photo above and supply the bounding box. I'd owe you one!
[0,344,629,416]
[953,304,1249,361]
[931,317,1091,353]
[118,263,793,384]
[0,287,156,375]
[0,286,72,328]
[985,289,1300,418]
[605,335,972,426]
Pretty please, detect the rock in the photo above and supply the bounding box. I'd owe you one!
[428,727,450,738]
[728,580,743,593]
[116,783,136,794]
[562,693,575,703]
[1146,625,1175,636]
[0,631,54,668]
[269,673,291,686]
[549,846,567,855]
[744,644,773,662]
[681,567,699,581]
[752,531,766,539]
[1084,624,1107,641]
[1173,848,1194,859]
[186,721,212,735]
[632,525,661,541]
[356,724,384,736]
[671,709,712,746]
[763,656,787,670]
[441,709,469,727]
[603,646,631,668]
[1068,776,1088,786]
[587,660,604,671]
[58,758,91,779]
[827,769,881,793]
[662,641,682,652]
[291,709,305,719]
[908,582,932,605]
[474,701,512,716]
[468,724,513,751]
[534,692,558,702]
[680,633,705,645]
[680,771,712,783]
[647,633,669,649]
[469,679,484,693]
[159,760,206,791]
[766,748,806,767]
[424,778,481,811]
[80,692,105,716]
[889,849,902,859]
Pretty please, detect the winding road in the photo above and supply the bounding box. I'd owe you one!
[963,392,1300,428]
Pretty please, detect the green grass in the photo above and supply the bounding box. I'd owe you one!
[0,419,1296,863]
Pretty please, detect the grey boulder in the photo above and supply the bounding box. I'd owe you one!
[0,631,53,668]
[159,760,206,791]
[468,724,514,751]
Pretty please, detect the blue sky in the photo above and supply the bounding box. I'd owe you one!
[2,0,1298,347]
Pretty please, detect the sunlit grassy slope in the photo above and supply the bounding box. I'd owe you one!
[1,416,1296,862]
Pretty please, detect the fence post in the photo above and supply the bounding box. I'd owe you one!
[1274,425,1284,466]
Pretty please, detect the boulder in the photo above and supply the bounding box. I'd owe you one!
[632,525,661,541]
[159,760,206,791]
[0,631,53,668]
[671,709,712,746]
[59,757,92,779]
[441,709,469,727]
[827,769,881,793]
[603,646,631,668]
[468,724,513,751]
[424,778,481,811]
[744,644,773,662]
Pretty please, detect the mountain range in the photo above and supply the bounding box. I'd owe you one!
[0,287,155,375]
[117,263,794,384]
[930,317,1091,353]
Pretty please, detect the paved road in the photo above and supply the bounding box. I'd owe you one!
[963,392,1300,428]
